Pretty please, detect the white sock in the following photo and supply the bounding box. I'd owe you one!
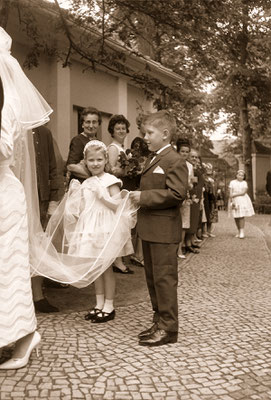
[102,299,114,314]
[96,294,104,310]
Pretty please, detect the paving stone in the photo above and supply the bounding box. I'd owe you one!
[0,213,270,399]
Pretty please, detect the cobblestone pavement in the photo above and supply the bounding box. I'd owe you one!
[0,212,271,400]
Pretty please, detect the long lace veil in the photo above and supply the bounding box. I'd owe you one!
[0,27,137,288]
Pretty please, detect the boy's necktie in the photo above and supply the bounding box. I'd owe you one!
[150,151,157,163]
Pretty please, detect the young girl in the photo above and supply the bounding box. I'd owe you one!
[64,140,135,323]
[228,169,255,238]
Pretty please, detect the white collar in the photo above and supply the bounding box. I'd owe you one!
[156,144,171,155]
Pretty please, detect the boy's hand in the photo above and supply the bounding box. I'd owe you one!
[130,191,141,204]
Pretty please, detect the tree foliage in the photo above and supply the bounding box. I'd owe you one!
[1,0,271,195]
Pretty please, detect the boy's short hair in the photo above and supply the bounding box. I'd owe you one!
[80,107,102,125]
[142,110,177,139]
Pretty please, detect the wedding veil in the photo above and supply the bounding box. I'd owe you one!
[0,27,137,288]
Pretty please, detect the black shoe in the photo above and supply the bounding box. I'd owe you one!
[91,310,115,323]
[185,246,200,254]
[84,308,102,321]
[34,298,59,313]
[181,246,187,254]
[43,278,69,289]
[113,266,134,274]
[138,323,158,340]
[139,329,178,347]
[130,256,144,267]
[192,244,200,248]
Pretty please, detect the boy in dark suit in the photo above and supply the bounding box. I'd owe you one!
[130,111,188,347]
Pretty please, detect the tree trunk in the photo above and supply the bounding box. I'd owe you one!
[238,1,253,199]
[239,95,253,199]
[0,0,11,29]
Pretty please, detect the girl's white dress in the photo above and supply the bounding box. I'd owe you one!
[0,106,36,347]
[229,179,255,218]
[65,173,134,258]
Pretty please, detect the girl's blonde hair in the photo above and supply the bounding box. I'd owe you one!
[83,140,111,173]
[83,140,107,159]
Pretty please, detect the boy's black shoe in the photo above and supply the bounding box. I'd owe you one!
[138,323,158,340]
[139,329,177,347]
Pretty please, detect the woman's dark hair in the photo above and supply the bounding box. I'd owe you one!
[176,138,191,153]
[131,136,150,157]
[80,107,102,125]
[108,114,130,137]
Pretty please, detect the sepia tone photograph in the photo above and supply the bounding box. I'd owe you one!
[0,0,270,399]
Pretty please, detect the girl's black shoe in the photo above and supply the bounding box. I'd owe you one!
[84,308,102,321]
[91,310,115,323]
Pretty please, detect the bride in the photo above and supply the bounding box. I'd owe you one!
[0,27,52,370]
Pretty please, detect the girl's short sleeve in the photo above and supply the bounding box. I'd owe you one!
[103,173,122,188]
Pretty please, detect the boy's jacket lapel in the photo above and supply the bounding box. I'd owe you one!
[142,147,171,175]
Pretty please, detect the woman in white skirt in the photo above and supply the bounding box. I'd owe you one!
[228,169,255,239]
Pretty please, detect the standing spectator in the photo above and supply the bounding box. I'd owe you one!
[216,188,225,210]
[33,126,60,229]
[107,114,130,178]
[185,149,205,253]
[203,163,217,237]
[31,126,65,313]
[228,169,255,238]
[126,136,150,267]
[130,111,188,347]
[176,138,194,259]
[66,107,102,182]
[107,114,134,274]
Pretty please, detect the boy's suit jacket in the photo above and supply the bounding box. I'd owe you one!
[137,146,188,244]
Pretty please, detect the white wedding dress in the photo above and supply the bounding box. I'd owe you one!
[0,106,36,347]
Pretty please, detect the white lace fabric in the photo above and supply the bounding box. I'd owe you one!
[31,176,137,288]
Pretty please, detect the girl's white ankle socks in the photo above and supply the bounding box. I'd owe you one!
[96,294,105,310]
[103,299,114,313]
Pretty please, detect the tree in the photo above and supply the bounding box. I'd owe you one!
[195,0,271,197]
[2,0,271,195]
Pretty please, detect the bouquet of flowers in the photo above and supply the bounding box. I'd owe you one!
[118,149,146,179]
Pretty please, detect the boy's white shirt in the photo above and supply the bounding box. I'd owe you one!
[150,143,171,164]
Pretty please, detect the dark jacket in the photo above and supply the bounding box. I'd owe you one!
[266,170,271,196]
[66,133,90,181]
[33,126,59,202]
[137,146,188,243]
